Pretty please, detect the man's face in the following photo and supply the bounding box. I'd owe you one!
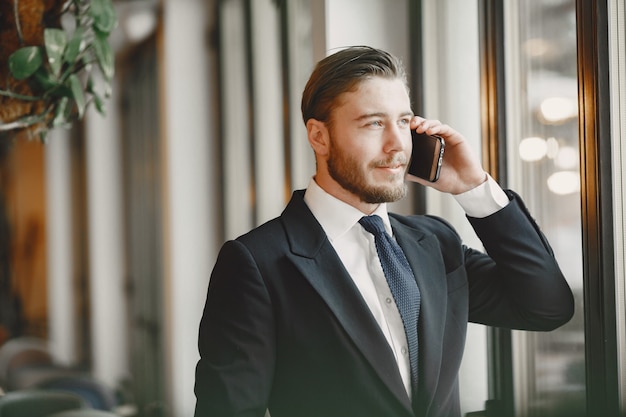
[325,77,413,205]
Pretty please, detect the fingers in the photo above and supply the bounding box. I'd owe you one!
[411,116,463,144]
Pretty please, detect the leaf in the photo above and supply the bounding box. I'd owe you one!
[50,84,74,99]
[33,68,61,92]
[86,76,107,115]
[87,76,95,93]
[65,26,86,64]
[68,74,86,119]
[90,0,117,34]
[103,82,112,98]
[93,91,106,115]
[81,54,94,73]
[44,28,67,77]
[9,47,43,80]
[52,97,70,127]
[93,33,115,80]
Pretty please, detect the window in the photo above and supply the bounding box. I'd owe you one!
[503,1,586,416]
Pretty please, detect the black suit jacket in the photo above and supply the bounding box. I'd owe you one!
[194,189,574,417]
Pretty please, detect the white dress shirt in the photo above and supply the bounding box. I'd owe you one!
[302,175,508,399]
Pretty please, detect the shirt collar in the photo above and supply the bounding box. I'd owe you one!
[303,178,393,242]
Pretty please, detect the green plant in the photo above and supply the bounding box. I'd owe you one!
[0,0,117,139]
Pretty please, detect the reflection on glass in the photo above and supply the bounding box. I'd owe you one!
[505,1,586,416]
[519,137,548,161]
[538,97,578,124]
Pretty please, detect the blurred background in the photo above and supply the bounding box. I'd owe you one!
[0,0,625,417]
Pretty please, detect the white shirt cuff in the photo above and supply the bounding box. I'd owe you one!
[453,174,510,218]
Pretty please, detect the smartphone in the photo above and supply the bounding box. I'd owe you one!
[408,131,445,182]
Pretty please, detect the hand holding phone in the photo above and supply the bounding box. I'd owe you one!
[408,130,445,182]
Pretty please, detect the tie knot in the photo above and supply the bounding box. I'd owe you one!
[359,215,386,236]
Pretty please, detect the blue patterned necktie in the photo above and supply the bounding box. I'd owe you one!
[359,215,421,396]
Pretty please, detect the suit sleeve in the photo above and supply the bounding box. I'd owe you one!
[194,240,275,417]
[464,190,575,331]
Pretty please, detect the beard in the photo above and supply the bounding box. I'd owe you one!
[326,136,408,204]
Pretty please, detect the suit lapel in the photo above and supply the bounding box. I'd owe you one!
[280,192,412,412]
[392,217,448,415]
[279,192,450,415]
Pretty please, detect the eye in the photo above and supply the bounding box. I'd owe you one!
[369,120,384,127]
[398,118,411,127]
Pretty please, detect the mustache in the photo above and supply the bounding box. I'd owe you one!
[372,154,409,168]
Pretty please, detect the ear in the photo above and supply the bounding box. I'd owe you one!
[306,119,330,157]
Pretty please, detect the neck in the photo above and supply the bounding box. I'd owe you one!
[312,175,381,215]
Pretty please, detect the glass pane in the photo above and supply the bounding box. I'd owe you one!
[504,1,586,416]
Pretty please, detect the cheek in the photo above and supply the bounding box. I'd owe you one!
[330,129,385,166]
[353,146,379,169]
[405,132,413,151]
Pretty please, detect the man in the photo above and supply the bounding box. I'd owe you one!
[194,46,574,417]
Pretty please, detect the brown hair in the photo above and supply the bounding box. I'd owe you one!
[301,46,409,125]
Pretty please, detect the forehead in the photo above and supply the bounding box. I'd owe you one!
[334,77,412,116]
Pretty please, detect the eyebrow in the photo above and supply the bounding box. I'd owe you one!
[355,111,414,121]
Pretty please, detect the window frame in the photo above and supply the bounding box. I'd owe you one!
[576,0,620,415]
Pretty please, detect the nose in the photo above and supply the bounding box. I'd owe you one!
[384,124,409,153]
